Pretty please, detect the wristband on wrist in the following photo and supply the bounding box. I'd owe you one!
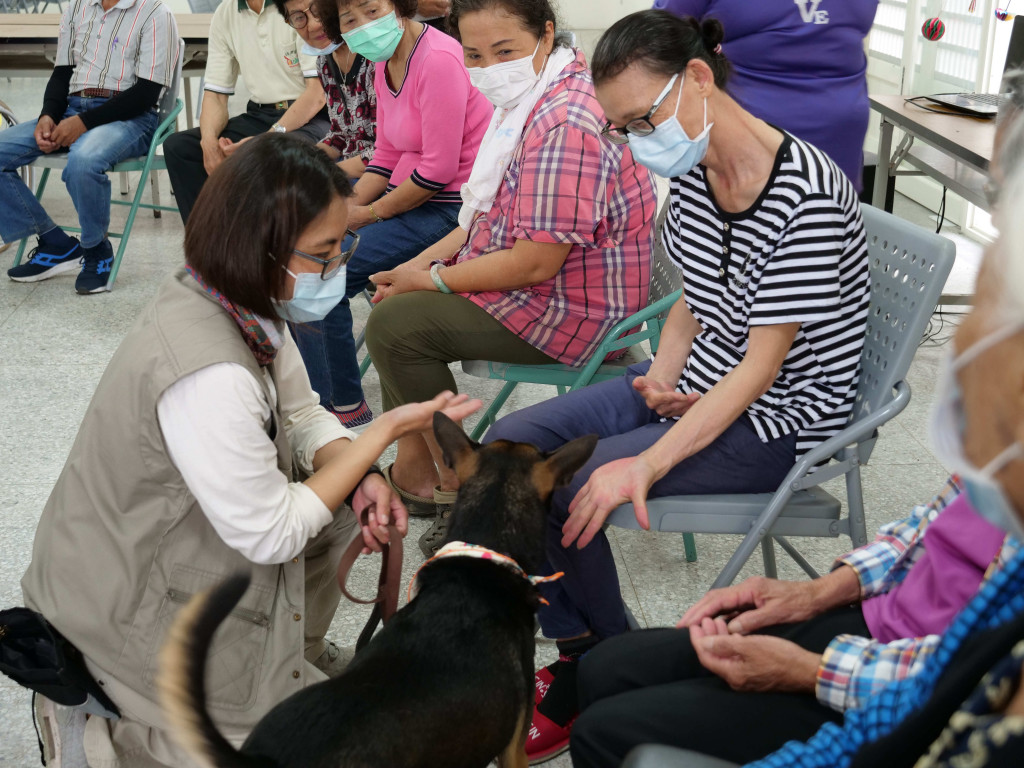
[270,122,287,133]
[368,203,384,223]
[429,263,453,294]
[344,465,385,510]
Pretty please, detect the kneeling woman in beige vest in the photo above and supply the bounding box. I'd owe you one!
[20,133,480,768]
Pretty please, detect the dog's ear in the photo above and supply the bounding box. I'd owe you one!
[533,434,599,495]
[433,412,479,482]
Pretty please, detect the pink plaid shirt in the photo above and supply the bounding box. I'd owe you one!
[447,50,656,366]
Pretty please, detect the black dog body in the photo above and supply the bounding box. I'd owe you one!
[158,415,597,768]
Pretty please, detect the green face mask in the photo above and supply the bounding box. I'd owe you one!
[342,11,403,62]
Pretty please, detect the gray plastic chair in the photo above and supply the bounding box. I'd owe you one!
[606,204,957,589]
[623,746,740,768]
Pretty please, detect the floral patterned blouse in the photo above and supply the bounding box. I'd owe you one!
[317,48,376,163]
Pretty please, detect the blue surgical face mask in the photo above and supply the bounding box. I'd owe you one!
[929,322,1024,541]
[342,11,403,63]
[301,39,344,57]
[628,73,713,179]
[272,265,348,324]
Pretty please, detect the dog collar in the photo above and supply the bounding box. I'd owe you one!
[407,541,564,603]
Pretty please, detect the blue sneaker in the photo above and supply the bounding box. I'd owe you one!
[75,240,113,295]
[7,238,81,282]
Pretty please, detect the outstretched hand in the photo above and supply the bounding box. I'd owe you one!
[379,391,482,439]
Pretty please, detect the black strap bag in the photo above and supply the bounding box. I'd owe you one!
[0,607,120,719]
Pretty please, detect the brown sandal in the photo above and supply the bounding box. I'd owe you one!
[382,463,436,518]
[417,487,457,558]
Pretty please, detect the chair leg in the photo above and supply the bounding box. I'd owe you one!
[845,467,869,548]
[118,171,129,196]
[469,381,518,441]
[760,537,778,579]
[358,351,373,378]
[150,169,162,218]
[682,532,698,563]
[624,603,641,631]
[107,165,151,289]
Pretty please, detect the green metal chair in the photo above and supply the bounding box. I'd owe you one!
[11,43,185,291]
[606,204,957,595]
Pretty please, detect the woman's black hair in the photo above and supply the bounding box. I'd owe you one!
[447,0,571,48]
[591,9,730,89]
[316,0,419,43]
[184,133,353,320]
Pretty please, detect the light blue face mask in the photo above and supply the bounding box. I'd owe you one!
[341,11,403,63]
[272,265,348,324]
[628,73,713,179]
[301,40,344,57]
[929,322,1024,542]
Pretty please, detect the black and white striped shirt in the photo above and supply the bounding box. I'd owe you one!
[665,134,870,458]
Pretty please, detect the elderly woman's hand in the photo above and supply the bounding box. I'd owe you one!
[369,266,435,303]
[351,472,408,553]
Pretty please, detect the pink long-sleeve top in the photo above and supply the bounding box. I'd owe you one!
[363,24,491,202]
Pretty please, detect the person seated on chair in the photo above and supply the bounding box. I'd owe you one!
[288,0,492,429]
[569,475,1024,767]
[652,0,878,195]
[163,0,331,224]
[272,0,377,180]
[729,145,1024,768]
[1,0,179,295]
[20,134,480,768]
[362,0,656,554]
[476,10,871,761]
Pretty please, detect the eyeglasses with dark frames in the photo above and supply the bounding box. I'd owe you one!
[601,72,680,146]
[291,230,360,279]
[286,1,321,30]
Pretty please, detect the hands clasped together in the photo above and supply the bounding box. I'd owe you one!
[34,115,87,152]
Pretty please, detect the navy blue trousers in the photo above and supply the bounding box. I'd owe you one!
[484,360,797,640]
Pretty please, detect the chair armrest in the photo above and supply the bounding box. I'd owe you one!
[568,289,683,391]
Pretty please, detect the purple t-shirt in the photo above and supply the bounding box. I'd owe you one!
[861,494,1005,644]
[653,0,878,191]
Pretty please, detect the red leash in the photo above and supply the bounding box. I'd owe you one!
[336,505,403,650]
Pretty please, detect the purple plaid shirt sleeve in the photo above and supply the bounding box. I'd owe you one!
[816,634,941,712]
[835,476,963,598]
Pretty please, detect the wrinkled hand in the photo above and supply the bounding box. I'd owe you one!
[563,455,656,549]
[34,116,60,153]
[351,472,408,554]
[632,376,700,418]
[219,135,251,158]
[677,576,824,634]
[369,267,433,303]
[689,618,819,693]
[202,139,226,176]
[50,115,87,148]
[347,205,377,232]
[379,391,482,439]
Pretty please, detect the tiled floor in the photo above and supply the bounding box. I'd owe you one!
[0,69,978,766]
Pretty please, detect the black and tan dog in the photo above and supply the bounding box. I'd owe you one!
[157,413,597,768]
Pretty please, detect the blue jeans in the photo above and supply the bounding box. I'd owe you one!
[484,360,798,641]
[0,97,157,249]
[292,200,460,408]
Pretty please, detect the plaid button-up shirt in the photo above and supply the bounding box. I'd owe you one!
[814,476,1019,712]
[448,50,657,367]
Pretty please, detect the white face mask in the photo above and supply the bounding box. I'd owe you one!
[272,265,348,324]
[468,39,542,110]
[929,322,1024,541]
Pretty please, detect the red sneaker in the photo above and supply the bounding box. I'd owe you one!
[526,705,575,764]
[534,654,573,704]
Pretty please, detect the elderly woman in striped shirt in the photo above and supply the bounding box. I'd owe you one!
[364,0,656,561]
[479,9,872,761]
